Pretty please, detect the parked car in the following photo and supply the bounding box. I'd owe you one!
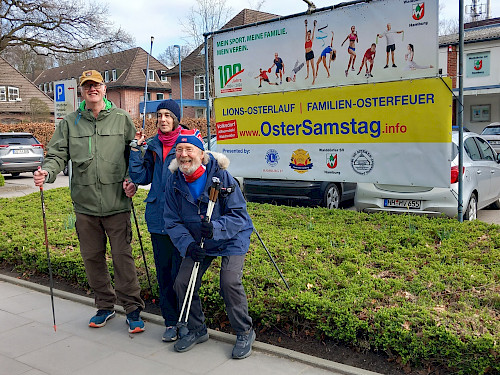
[480,122,500,153]
[355,132,500,220]
[244,179,356,209]
[0,132,44,176]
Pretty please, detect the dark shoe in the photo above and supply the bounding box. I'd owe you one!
[383,65,388,69]
[392,64,397,68]
[174,328,209,352]
[162,326,178,342]
[126,308,145,333]
[89,309,115,328]
[232,329,256,359]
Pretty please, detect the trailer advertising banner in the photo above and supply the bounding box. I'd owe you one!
[213,0,437,97]
[215,77,452,188]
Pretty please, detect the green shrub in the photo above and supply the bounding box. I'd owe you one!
[0,173,4,186]
[0,189,499,374]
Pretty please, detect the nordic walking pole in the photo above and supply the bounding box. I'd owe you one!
[38,167,57,332]
[177,177,220,334]
[142,36,154,131]
[253,228,290,290]
[130,198,153,296]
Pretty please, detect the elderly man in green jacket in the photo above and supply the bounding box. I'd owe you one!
[34,70,146,333]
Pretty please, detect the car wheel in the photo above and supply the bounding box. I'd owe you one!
[10,172,20,177]
[323,183,340,209]
[489,197,500,209]
[464,194,477,221]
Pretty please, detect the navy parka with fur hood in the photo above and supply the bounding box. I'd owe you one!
[163,152,253,257]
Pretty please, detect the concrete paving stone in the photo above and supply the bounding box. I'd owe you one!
[16,335,115,375]
[0,281,32,300]
[0,353,33,375]
[0,308,33,333]
[205,350,309,375]
[299,365,345,375]
[23,370,49,375]
[72,351,175,375]
[0,321,69,358]
[0,290,54,315]
[149,338,232,374]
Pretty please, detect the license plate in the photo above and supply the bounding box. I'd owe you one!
[384,199,421,209]
[12,149,28,154]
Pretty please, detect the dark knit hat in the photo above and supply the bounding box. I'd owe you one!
[156,99,181,120]
[175,128,204,151]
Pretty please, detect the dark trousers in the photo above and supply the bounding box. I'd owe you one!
[76,212,145,314]
[174,255,253,335]
[150,233,182,326]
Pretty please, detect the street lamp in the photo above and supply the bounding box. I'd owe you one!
[173,45,183,118]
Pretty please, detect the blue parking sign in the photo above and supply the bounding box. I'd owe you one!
[55,84,65,102]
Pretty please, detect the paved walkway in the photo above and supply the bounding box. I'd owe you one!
[0,274,380,375]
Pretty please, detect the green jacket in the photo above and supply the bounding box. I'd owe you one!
[43,98,136,216]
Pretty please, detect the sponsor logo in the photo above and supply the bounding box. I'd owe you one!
[351,150,374,175]
[412,3,425,20]
[265,149,280,167]
[326,153,338,169]
[289,149,313,174]
[474,59,483,71]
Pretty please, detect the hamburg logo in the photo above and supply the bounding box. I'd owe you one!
[351,150,374,175]
[412,3,425,20]
[326,154,338,169]
[289,149,313,174]
[474,59,483,70]
[265,149,280,167]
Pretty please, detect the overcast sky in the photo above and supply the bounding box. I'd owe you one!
[102,0,499,59]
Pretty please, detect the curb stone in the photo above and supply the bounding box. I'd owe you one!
[0,273,383,375]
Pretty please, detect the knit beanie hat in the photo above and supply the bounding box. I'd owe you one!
[175,128,204,151]
[156,99,181,120]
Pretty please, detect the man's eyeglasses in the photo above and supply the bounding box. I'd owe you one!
[82,82,103,90]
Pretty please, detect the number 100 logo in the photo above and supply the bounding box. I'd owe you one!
[218,64,242,88]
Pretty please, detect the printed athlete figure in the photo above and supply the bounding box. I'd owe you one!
[255,68,278,87]
[285,60,305,82]
[270,52,285,84]
[312,31,336,85]
[357,43,376,78]
[341,25,358,76]
[404,44,434,70]
[304,19,317,80]
[377,23,403,68]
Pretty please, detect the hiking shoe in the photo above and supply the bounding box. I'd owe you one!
[232,329,256,359]
[89,309,115,328]
[126,308,145,333]
[174,328,209,352]
[162,326,178,342]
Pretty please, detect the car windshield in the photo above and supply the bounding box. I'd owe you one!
[481,126,500,135]
[451,142,458,160]
[0,135,37,145]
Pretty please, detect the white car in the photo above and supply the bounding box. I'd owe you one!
[355,132,500,220]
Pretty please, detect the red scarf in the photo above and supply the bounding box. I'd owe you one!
[157,126,180,147]
[183,164,206,183]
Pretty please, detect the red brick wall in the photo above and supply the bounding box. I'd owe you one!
[447,45,457,89]
[170,75,197,119]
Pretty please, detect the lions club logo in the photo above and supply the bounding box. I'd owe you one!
[265,149,280,167]
[289,149,313,174]
[412,3,425,20]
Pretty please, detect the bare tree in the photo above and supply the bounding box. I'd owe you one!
[180,0,233,49]
[0,0,134,55]
[158,45,191,68]
[1,44,54,80]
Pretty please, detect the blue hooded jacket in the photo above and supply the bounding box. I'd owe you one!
[129,135,176,234]
[163,152,254,257]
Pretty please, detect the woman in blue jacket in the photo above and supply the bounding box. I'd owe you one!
[129,100,182,342]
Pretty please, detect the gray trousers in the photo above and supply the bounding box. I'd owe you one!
[76,212,145,314]
[174,254,253,335]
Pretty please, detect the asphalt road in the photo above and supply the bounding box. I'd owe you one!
[1,172,500,225]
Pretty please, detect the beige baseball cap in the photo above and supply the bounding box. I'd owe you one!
[79,70,104,86]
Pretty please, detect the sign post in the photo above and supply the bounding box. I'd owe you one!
[54,79,77,128]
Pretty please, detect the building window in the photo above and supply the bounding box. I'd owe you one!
[160,70,167,82]
[0,86,6,101]
[112,69,117,81]
[48,82,53,92]
[148,69,155,81]
[43,83,47,92]
[195,108,206,119]
[157,93,164,100]
[194,75,206,100]
[104,71,109,82]
[8,86,20,101]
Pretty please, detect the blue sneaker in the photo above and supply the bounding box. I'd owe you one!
[89,309,115,328]
[174,328,209,352]
[162,326,178,342]
[232,329,256,359]
[126,308,145,333]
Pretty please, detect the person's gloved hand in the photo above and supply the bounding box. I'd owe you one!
[200,218,213,239]
[186,242,206,262]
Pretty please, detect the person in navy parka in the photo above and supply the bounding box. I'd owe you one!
[164,129,256,359]
[129,99,183,342]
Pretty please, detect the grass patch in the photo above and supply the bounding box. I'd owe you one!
[0,187,499,374]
